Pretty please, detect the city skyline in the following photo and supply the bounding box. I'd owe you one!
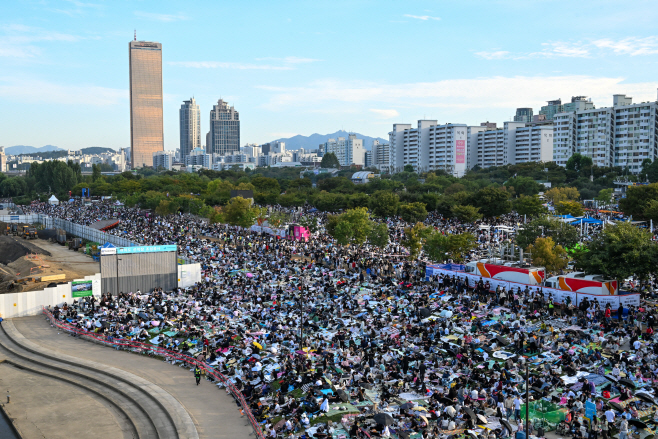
[2,1,658,152]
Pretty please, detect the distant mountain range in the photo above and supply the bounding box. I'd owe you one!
[5,145,64,155]
[271,130,387,150]
[5,145,116,156]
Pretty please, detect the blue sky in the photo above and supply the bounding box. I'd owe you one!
[2,0,658,151]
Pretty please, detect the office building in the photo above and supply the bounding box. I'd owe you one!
[179,98,201,161]
[209,99,240,156]
[364,151,373,168]
[513,108,533,123]
[129,39,163,168]
[152,151,174,171]
[553,93,658,172]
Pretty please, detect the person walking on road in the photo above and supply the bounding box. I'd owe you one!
[194,366,202,386]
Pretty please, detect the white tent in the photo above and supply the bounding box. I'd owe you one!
[48,195,59,206]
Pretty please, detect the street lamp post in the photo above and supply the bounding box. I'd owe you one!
[115,256,122,296]
[525,362,529,439]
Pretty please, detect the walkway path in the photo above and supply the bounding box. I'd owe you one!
[9,316,252,439]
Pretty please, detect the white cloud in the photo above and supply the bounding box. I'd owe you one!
[369,109,400,118]
[592,36,658,56]
[404,14,440,21]
[474,50,510,60]
[169,61,293,70]
[0,25,83,58]
[478,36,658,60]
[257,76,658,112]
[134,11,188,22]
[0,77,126,105]
[256,56,321,64]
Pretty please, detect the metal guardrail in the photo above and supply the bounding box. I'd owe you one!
[42,308,265,439]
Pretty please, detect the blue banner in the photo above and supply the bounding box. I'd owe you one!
[117,245,177,254]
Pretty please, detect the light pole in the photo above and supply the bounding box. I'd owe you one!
[525,362,529,439]
[115,256,122,296]
[299,278,304,352]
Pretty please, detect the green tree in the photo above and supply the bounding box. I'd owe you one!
[470,187,511,218]
[267,210,290,228]
[320,153,340,169]
[222,196,257,228]
[506,176,543,196]
[325,207,374,246]
[572,222,658,281]
[347,192,370,208]
[644,200,658,223]
[451,204,482,222]
[555,200,584,216]
[403,164,415,173]
[545,187,580,204]
[619,183,658,218]
[92,164,102,182]
[642,159,658,183]
[513,195,547,217]
[368,223,389,248]
[298,215,319,234]
[527,237,569,273]
[516,216,579,250]
[595,188,613,206]
[369,190,400,218]
[424,231,476,263]
[313,192,346,212]
[401,222,428,260]
[566,153,593,173]
[398,202,428,223]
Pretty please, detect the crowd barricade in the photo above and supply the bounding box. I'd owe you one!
[426,266,641,310]
[42,308,265,439]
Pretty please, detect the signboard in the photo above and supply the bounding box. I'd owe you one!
[455,139,466,164]
[116,245,177,255]
[426,266,640,310]
[100,248,117,255]
[72,280,93,297]
[585,401,596,420]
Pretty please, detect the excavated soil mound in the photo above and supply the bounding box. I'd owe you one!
[0,235,51,265]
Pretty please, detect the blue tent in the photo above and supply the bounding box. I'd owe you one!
[555,214,575,219]
[101,242,117,248]
[570,218,603,225]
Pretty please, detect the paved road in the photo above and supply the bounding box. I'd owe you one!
[10,316,253,439]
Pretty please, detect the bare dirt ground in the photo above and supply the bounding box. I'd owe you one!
[0,234,100,293]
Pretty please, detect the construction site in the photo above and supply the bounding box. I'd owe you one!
[0,224,100,294]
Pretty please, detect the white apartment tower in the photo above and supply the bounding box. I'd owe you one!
[553,93,658,172]
[179,98,201,161]
[389,121,481,176]
[322,134,364,166]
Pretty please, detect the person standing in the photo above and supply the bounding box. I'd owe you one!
[194,366,202,386]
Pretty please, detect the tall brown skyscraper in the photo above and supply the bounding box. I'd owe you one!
[129,39,163,168]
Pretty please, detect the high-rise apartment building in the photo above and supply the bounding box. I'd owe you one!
[152,150,174,170]
[0,146,5,173]
[179,98,200,161]
[371,140,391,173]
[540,96,594,121]
[209,99,240,156]
[129,40,163,168]
[389,121,481,176]
[322,134,364,166]
[553,93,658,172]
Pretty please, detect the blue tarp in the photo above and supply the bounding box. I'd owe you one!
[570,218,603,225]
[101,242,117,248]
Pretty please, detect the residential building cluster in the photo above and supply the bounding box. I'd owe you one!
[3,149,129,172]
[384,91,658,176]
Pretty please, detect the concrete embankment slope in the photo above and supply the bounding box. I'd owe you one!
[5,316,252,439]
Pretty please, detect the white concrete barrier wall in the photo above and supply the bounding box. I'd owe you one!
[178,264,201,289]
[0,273,101,319]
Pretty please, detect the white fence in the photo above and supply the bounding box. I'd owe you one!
[0,214,138,247]
[0,273,101,319]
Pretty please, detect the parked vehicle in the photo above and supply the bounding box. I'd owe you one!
[68,238,83,251]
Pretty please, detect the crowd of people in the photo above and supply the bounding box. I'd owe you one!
[25,201,658,439]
